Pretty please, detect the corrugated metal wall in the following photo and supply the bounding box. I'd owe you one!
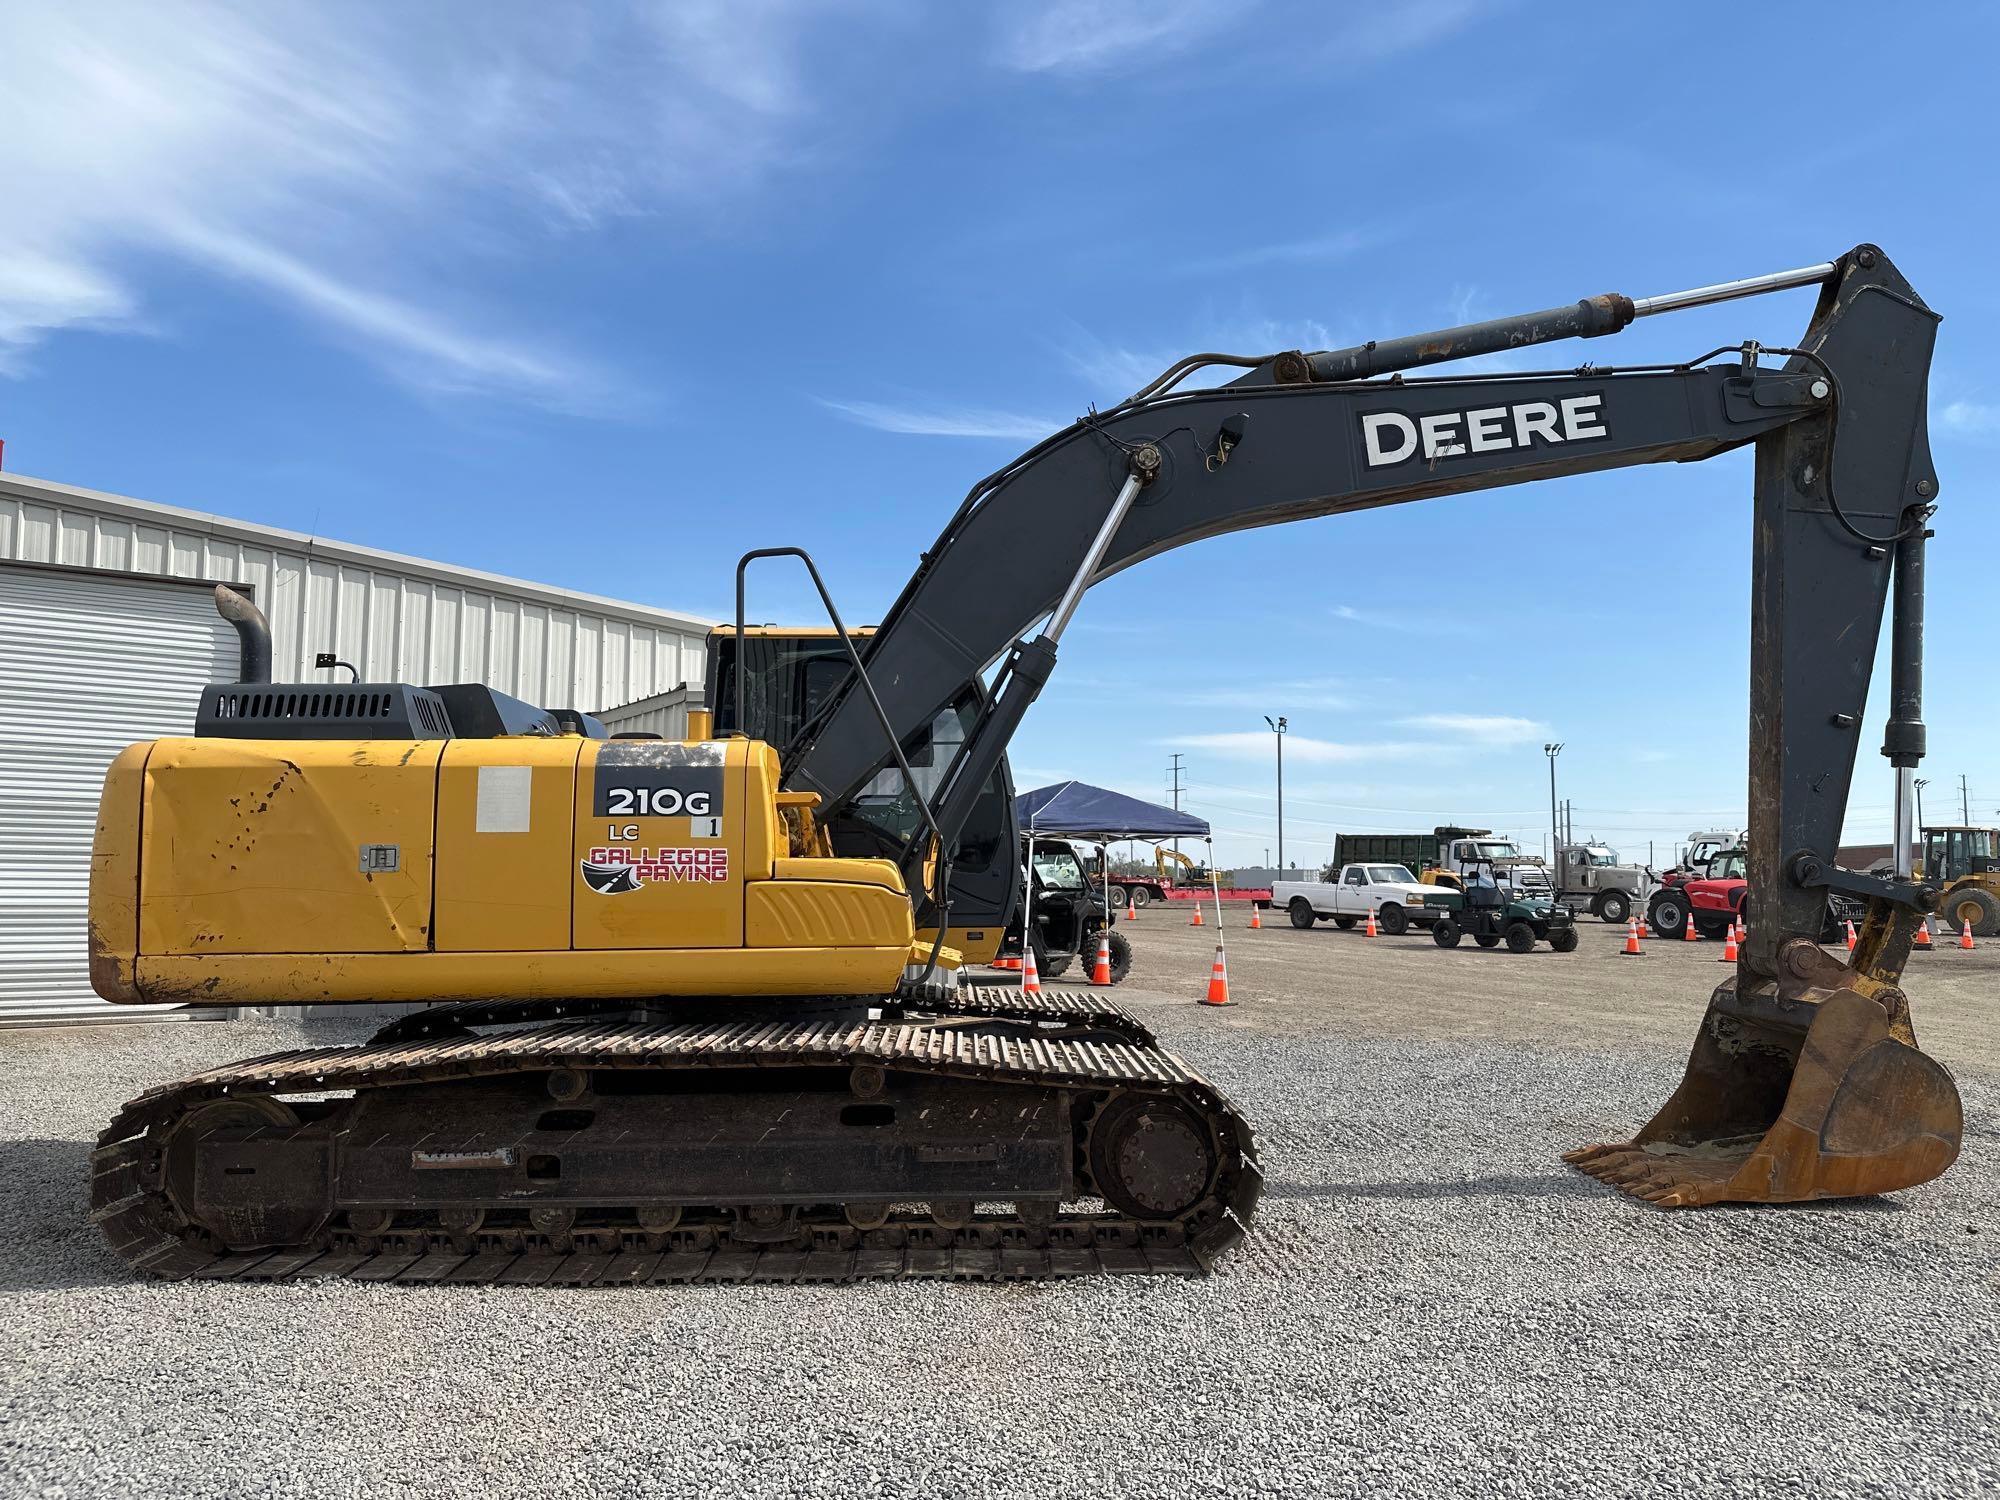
[0,566,238,1024]
[598,685,699,740]
[0,475,713,712]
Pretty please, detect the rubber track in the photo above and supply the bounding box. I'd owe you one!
[93,1001,1257,1286]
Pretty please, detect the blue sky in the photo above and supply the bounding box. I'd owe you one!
[3,1,1996,868]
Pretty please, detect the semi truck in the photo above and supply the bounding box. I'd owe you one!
[1331,827,1551,894]
[1548,841,1654,923]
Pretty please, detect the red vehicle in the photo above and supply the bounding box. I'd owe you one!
[1647,848,1854,943]
[1647,849,1749,940]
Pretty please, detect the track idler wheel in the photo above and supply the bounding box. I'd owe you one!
[162,1096,328,1251]
[1088,1093,1220,1220]
[1566,976,1962,1206]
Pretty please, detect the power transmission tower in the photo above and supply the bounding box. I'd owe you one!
[1169,753,1186,858]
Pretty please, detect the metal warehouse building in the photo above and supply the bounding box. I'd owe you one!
[0,471,713,1026]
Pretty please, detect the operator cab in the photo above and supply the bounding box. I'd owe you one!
[705,627,1021,936]
[1708,849,1749,882]
[1920,827,1999,883]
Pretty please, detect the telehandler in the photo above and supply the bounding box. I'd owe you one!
[89,246,1961,1283]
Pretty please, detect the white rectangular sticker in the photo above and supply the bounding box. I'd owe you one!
[690,816,723,840]
[475,765,533,834]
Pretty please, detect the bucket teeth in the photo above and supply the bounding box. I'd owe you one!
[1562,1144,1728,1208]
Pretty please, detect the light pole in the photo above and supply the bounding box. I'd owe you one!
[1544,742,1564,866]
[1264,715,1287,871]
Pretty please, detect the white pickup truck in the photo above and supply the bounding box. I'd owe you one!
[1270,863,1444,935]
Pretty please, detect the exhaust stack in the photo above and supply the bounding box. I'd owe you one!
[213,585,272,685]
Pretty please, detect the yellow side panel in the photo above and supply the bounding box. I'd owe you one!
[919,924,1002,965]
[747,879,914,949]
[138,739,442,955]
[434,738,582,952]
[572,738,748,950]
[739,743,782,886]
[133,947,912,1004]
[87,742,150,1002]
[770,855,903,891]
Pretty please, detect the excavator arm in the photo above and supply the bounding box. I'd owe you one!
[773,243,1960,1207]
[788,247,1933,969]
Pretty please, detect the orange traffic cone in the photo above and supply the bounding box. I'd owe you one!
[1960,918,1976,951]
[1365,903,1379,938]
[1021,945,1042,994]
[1844,917,1858,952]
[1718,923,1738,963]
[1636,909,1650,940]
[994,954,1021,971]
[1190,902,1203,927]
[1091,932,1112,985]
[1125,898,1138,922]
[1201,942,1234,1006]
[1249,904,1262,930]
[1684,909,1700,942]
[1914,915,1934,950]
[1621,917,1643,957]
[1734,914,1745,944]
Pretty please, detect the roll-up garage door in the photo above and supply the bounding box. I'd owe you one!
[0,565,237,1024]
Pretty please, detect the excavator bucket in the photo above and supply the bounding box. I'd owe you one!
[1566,975,1962,1207]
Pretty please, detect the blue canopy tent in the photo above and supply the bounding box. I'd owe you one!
[1010,783,1225,954]
[1014,781,1210,841]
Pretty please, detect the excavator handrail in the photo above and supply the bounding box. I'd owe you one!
[733,546,955,973]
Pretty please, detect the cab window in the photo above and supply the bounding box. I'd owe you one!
[1031,846,1087,890]
[1344,868,1367,885]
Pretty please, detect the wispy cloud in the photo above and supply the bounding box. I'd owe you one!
[170,222,615,412]
[815,397,1066,440]
[1317,2,1491,68]
[1398,713,1549,745]
[1164,731,1440,765]
[1179,228,1382,277]
[1331,603,1484,638]
[0,3,865,408]
[995,0,1234,73]
[1182,678,1354,711]
[996,1,1487,78]
[1939,400,2000,438]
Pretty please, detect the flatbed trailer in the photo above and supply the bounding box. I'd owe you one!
[1102,877,1272,906]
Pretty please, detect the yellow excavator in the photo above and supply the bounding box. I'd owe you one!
[90,246,1962,1283]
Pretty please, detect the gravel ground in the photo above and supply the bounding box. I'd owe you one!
[4,918,1997,1498]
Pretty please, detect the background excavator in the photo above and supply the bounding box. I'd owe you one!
[88,244,1962,1283]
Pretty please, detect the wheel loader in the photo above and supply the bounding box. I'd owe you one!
[1919,825,2000,936]
[88,245,1963,1284]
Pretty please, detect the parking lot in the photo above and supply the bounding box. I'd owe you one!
[3,915,1995,1498]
